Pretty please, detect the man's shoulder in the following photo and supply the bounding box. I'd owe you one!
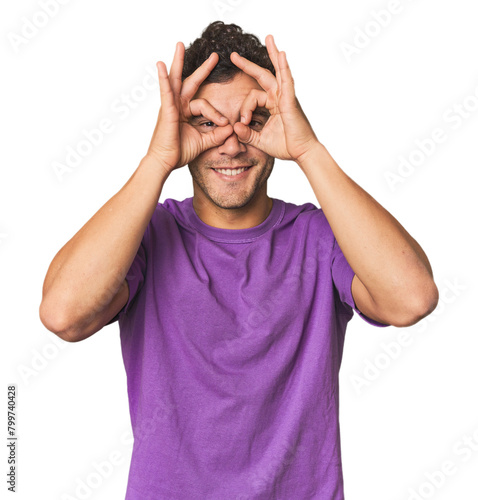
[156,196,186,213]
[150,197,190,222]
[279,197,320,214]
[147,196,331,235]
[278,197,328,226]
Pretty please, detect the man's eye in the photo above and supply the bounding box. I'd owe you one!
[249,120,264,129]
[200,121,216,128]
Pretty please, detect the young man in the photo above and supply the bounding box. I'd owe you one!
[40,21,438,500]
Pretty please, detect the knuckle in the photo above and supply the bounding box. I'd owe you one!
[195,98,208,108]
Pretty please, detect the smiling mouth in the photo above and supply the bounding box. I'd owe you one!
[211,166,252,177]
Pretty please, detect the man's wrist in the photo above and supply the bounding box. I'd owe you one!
[140,154,173,184]
[295,140,325,172]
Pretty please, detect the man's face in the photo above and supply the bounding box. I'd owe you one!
[188,71,274,210]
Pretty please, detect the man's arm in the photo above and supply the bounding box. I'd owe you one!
[297,142,438,327]
[230,35,438,327]
[39,44,233,343]
[39,157,169,342]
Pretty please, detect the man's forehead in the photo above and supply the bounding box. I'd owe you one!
[190,72,270,122]
[193,71,264,103]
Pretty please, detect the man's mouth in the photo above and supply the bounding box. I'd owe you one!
[211,166,253,178]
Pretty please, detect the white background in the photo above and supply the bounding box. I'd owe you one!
[1,0,477,499]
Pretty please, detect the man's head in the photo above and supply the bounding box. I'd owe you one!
[183,21,275,212]
[182,21,275,84]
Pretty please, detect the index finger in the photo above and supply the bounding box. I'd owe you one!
[180,52,220,101]
[230,52,277,91]
[265,35,281,87]
[169,42,185,96]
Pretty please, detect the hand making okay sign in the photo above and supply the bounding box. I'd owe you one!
[230,35,320,165]
[148,43,233,175]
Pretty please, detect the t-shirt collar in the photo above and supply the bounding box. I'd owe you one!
[186,196,284,243]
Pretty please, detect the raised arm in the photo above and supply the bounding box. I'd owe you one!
[230,35,439,327]
[39,43,233,342]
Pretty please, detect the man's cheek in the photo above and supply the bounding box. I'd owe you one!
[249,145,273,163]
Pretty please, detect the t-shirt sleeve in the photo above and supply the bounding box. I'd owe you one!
[331,237,390,328]
[105,228,148,325]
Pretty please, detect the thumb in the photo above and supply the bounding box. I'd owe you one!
[234,122,261,148]
[201,124,233,150]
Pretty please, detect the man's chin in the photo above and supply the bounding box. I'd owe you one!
[206,192,255,210]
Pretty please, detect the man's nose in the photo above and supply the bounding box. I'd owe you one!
[217,130,247,157]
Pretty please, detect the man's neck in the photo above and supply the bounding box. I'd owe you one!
[192,194,273,230]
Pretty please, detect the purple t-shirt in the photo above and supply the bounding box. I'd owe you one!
[108,196,388,499]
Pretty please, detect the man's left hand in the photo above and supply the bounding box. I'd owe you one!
[230,35,320,165]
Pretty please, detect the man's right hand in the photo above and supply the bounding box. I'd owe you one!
[146,42,233,177]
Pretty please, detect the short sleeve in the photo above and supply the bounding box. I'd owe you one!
[105,227,148,325]
[331,237,390,328]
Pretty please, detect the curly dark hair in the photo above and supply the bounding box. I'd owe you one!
[182,21,275,84]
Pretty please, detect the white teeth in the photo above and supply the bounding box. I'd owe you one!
[213,167,248,176]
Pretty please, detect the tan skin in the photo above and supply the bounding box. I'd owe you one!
[149,35,438,327]
[187,72,275,229]
[38,41,277,342]
[149,44,275,229]
[38,33,438,343]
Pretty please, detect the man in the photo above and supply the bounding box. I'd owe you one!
[39,21,438,500]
